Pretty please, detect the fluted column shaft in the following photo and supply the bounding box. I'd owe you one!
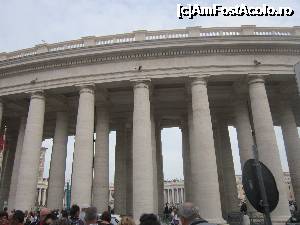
[47,112,68,209]
[8,117,26,210]
[248,76,290,221]
[218,120,239,214]
[15,92,45,210]
[93,104,110,212]
[190,78,224,224]
[234,99,254,168]
[0,135,17,209]
[187,102,193,201]
[233,98,256,213]
[132,81,154,220]
[126,127,133,216]
[71,86,95,206]
[114,124,127,214]
[181,121,191,202]
[156,126,164,216]
[280,101,300,207]
[151,112,158,215]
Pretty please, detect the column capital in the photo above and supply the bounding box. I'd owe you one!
[30,91,45,100]
[247,73,269,85]
[189,74,210,87]
[78,84,95,95]
[131,79,151,89]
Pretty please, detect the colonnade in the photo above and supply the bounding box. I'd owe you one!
[0,75,299,224]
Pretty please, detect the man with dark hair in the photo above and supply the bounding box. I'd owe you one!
[69,205,84,225]
[99,211,112,225]
[178,202,212,225]
[84,207,97,225]
[11,210,25,225]
[139,214,160,225]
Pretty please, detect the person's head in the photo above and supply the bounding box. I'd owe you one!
[70,205,80,218]
[40,208,51,222]
[100,211,111,223]
[11,210,25,225]
[0,211,8,220]
[44,213,57,225]
[84,207,97,225]
[139,214,160,225]
[3,207,7,213]
[119,216,135,225]
[178,202,200,225]
[61,209,68,219]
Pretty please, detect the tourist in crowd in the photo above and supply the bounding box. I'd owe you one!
[177,202,208,225]
[11,210,25,225]
[171,209,180,225]
[240,201,247,215]
[2,208,8,220]
[60,210,69,220]
[118,216,135,225]
[0,211,9,225]
[84,207,97,225]
[69,205,84,225]
[79,204,90,223]
[98,211,112,225]
[139,214,160,225]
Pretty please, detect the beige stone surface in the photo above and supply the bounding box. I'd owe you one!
[15,92,45,210]
[8,117,26,210]
[248,76,290,222]
[280,101,300,206]
[156,126,164,216]
[71,86,95,207]
[151,112,158,215]
[93,105,110,212]
[47,112,68,209]
[132,81,154,220]
[114,124,127,215]
[190,77,225,224]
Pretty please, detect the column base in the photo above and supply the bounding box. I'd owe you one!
[207,218,227,225]
[271,215,290,225]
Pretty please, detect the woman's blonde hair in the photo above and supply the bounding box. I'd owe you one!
[119,216,136,225]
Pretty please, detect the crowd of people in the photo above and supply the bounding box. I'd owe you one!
[0,202,210,225]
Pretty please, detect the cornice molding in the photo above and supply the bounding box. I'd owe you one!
[1,38,300,77]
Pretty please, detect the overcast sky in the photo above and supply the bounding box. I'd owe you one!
[1,0,299,183]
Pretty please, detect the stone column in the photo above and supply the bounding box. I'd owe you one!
[47,111,68,209]
[15,91,45,210]
[190,77,224,224]
[151,112,158,215]
[181,120,191,202]
[248,75,290,222]
[279,100,300,207]
[132,81,154,220]
[234,98,254,168]
[0,100,3,184]
[126,126,133,216]
[8,117,26,210]
[71,85,95,207]
[38,189,41,206]
[218,120,239,214]
[156,124,164,216]
[0,135,17,209]
[187,102,194,201]
[0,100,3,128]
[233,96,256,214]
[114,124,127,215]
[93,104,110,212]
[212,118,228,219]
